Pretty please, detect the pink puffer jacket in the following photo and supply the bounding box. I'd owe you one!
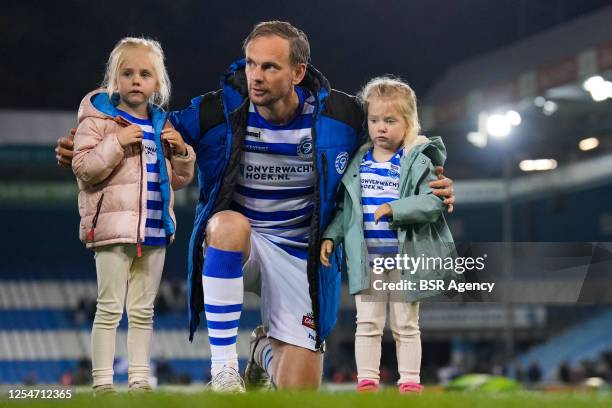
[72,89,195,250]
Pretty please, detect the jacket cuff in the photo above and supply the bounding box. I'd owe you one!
[388,200,404,229]
[171,144,195,163]
[321,236,335,245]
[321,229,342,246]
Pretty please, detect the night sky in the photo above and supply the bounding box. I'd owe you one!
[3,0,612,111]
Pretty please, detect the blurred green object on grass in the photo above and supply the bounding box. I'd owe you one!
[446,374,521,392]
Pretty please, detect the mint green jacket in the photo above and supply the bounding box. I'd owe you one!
[322,136,457,301]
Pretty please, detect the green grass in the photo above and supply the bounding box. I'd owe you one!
[3,390,612,408]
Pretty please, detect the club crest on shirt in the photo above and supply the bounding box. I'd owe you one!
[389,164,401,179]
[297,136,313,158]
[335,151,349,174]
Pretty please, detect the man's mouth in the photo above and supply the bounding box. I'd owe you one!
[251,88,267,96]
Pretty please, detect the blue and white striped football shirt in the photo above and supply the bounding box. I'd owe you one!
[360,148,403,258]
[117,109,167,247]
[230,86,315,259]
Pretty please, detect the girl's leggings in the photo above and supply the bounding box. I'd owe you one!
[91,244,165,387]
[354,294,421,384]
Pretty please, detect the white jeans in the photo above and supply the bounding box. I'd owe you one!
[91,244,165,387]
[354,294,421,384]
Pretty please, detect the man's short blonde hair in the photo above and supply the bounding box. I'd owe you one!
[243,20,310,66]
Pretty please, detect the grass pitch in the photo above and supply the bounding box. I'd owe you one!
[4,389,612,408]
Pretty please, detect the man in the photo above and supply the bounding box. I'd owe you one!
[56,21,455,391]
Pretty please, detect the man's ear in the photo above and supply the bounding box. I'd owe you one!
[292,63,307,85]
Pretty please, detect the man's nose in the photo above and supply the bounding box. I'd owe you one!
[249,66,263,82]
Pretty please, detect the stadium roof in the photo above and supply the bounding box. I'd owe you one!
[423,5,612,128]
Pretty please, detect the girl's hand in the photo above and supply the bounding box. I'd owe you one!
[162,128,187,156]
[117,124,143,147]
[374,203,393,224]
[320,239,334,267]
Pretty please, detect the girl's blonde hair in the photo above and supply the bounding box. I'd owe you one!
[102,37,171,107]
[358,76,421,145]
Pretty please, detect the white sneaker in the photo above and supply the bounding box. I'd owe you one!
[128,380,153,394]
[208,365,246,393]
[92,384,117,396]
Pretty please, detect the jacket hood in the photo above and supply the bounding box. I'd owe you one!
[77,89,166,125]
[77,89,116,124]
[221,58,331,112]
[351,135,447,169]
[404,135,446,167]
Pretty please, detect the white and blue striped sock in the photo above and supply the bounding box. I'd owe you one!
[254,336,275,378]
[202,246,243,376]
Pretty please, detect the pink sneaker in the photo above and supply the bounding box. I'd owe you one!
[356,379,379,392]
[398,381,424,393]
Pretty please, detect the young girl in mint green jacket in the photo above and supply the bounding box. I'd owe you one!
[320,76,455,393]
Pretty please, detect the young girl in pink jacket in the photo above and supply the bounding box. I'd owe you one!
[72,37,195,394]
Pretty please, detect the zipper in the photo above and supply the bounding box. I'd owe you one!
[321,151,328,202]
[309,94,323,349]
[136,143,144,257]
[88,193,105,242]
[159,113,175,236]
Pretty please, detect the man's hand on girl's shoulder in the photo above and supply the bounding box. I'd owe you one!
[430,166,455,213]
[55,129,76,167]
